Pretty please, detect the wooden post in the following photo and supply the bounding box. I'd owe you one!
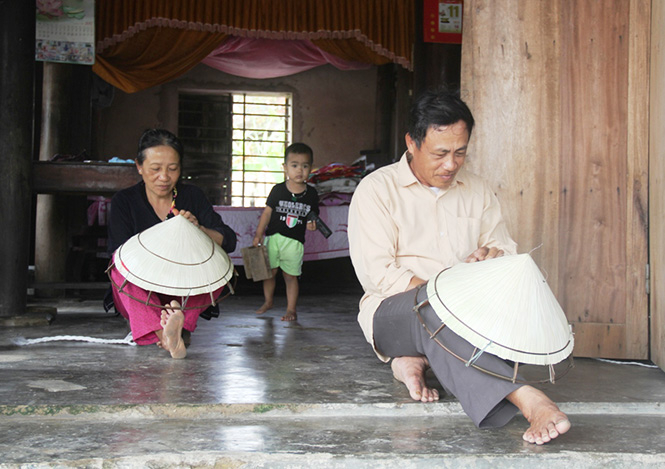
[34,62,92,296]
[412,0,462,97]
[392,65,413,160]
[374,64,396,159]
[0,1,34,317]
[461,0,649,359]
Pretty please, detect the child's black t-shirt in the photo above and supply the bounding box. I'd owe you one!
[265,182,319,244]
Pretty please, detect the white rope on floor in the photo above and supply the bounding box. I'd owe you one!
[12,332,136,346]
[593,358,659,368]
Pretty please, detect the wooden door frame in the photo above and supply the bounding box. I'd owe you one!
[622,0,650,360]
[650,0,665,369]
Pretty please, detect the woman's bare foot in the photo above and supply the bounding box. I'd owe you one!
[507,385,571,445]
[255,301,273,315]
[281,310,297,321]
[156,328,190,349]
[391,356,440,402]
[160,301,187,359]
[181,329,191,346]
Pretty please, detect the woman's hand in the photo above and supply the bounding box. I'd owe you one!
[252,236,262,247]
[306,220,317,231]
[173,208,199,227]
[172,208,224,246]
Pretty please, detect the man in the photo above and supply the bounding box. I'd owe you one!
[347,90,570,445]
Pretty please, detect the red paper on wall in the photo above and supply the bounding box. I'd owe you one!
[423,0,463,44]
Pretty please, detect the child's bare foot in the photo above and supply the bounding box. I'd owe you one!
[281,310,297,321]
[255,301,273,315]
[160,301,187,359]
[391,356,440,402]
[507,385,571,445]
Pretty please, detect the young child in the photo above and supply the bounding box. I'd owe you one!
[252,143,319,321]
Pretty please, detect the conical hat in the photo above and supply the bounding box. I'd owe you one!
[426,253,573,365]
[114,214,233,296]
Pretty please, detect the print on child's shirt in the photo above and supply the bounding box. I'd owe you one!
[275,200,312,229]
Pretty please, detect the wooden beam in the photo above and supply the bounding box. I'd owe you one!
[33,161,139,195]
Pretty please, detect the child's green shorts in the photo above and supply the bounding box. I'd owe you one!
[265,233,304,276]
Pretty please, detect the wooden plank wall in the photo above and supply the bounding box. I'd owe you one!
[650,1,665,369]
[626,0,651,361]
[460,0,562,292]
[461,0,649,359]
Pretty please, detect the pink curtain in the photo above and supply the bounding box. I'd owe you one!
[201,36,371,79]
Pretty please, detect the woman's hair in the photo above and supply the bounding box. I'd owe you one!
[136,129,184,165]
[407,89,475,148]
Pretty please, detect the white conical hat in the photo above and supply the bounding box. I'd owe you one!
[114,214,233,297]
[426,253,574,365]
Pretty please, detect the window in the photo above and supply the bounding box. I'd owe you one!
[178,93,232,205]
[178,91,292,207]
[231,93,292,207]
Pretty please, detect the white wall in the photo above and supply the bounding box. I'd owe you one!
[95,63,378,169]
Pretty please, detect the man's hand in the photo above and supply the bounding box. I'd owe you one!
[465,246,504,263]
[408,276,427,290]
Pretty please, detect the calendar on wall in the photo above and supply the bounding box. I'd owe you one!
[36,0,95,65]
[423,0,463,44]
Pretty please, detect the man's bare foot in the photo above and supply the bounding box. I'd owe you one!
[160,301,187,359]
[255,301,273,315]
[281,310,297,321]
[391,356,440,402]
[507,385,571,445]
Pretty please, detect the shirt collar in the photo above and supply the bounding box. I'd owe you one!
[397,152,419,187]
[397,151,468,190]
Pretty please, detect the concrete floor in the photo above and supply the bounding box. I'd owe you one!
[1,284,665,468]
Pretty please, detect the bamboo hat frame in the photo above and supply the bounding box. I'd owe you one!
[419,253,574,383]
[109,215,234,309]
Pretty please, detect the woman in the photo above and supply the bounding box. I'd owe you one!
[107,129,237,358]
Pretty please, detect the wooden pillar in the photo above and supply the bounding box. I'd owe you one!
[392,66,413,159]
[374,64,396,159]
[0,1,34,317]
[461,0,649,359]
[35,63,92,294]
[374,64,413,163]
[412,0,462,96]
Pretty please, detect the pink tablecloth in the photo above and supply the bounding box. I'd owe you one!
[214,205,350,265]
